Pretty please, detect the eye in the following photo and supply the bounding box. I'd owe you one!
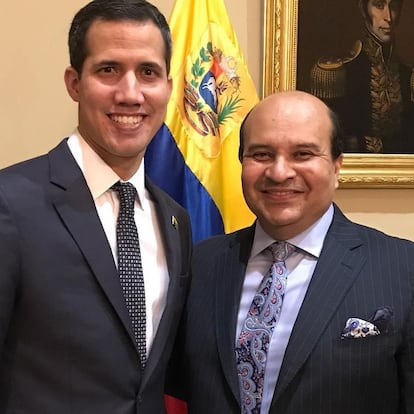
[372,0,385,9]
[143,67,154,76]
[249,151,273,162]
[98,66,116,74]
[294,150,314,160]
[140,64,162,79]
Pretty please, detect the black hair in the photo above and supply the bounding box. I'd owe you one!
[68,0,172,75]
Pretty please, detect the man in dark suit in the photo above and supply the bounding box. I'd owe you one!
[169,91,414,413]
[0,1,192,413]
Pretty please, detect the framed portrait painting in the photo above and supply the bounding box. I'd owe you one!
[263,0,414,188]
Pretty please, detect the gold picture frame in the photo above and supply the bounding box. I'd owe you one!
[263,0,414,188]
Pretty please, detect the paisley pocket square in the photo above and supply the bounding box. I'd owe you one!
[341,306,393,339]
[341,318,380,338]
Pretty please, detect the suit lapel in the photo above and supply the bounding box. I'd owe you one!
[50,145,189,385]
[272,208,366,403]
[140,180,183,387]
[216,227,255,404]
[48,141,136,347]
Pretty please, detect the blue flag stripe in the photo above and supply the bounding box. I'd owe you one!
[146,124,224,242]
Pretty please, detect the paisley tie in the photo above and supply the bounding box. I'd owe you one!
[236,241,296,413]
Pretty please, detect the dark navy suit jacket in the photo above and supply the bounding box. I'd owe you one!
[0,139,192,413]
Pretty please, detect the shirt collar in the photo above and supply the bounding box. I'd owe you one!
[251,204,334,259]
[66,129,147,209]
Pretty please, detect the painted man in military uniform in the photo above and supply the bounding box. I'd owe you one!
[310,0,414,153]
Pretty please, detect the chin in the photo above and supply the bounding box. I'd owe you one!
[264,209,300,225]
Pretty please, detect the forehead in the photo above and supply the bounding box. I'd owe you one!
[85,18,164,54]
[247,96,330,133]
[244,106,332,152]
[367,0,402,8]
[243,132,331,153]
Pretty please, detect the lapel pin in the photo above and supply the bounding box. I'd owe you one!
[171,215,178,229]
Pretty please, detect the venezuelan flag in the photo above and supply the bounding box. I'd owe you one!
[146,0,258,244]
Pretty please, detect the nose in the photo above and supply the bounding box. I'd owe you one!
[264,156,296,182]
[114,72,144,105]
[383,6,392,22]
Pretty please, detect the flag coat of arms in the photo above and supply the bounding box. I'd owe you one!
[146,0,258,243]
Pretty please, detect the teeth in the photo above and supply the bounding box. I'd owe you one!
[267,190,295,196]
[111,115,142,124]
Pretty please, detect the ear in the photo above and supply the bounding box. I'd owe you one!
[167,75,173,100]
[334,154,343,189]
[64,66,81,103]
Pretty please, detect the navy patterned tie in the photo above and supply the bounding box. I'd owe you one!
[235,241,296,413]
[112,181,146,368]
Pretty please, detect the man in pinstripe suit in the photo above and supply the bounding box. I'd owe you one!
[168,91,414,413]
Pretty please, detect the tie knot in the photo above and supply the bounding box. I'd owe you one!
[111,181,137,210]
[268,241,296,262]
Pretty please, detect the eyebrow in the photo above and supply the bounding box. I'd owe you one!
[294,142,322,151]
[92,59,119,68]
[91,60,164,70]
[245,142,322,152]
[139,61,165,71]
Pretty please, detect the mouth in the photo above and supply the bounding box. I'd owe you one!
[266,189,296,195]
[380,27,392,34]
[263,189,301,200]
[109,114,144,125]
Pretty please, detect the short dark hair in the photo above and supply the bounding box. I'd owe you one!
[68,0,172,76]
[328,107,344,160]
[238,104,343,161]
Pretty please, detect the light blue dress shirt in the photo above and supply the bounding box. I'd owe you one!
[235,204,334,413]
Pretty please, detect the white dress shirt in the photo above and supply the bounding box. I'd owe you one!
[67,130,169,355]
[236,205,334,413]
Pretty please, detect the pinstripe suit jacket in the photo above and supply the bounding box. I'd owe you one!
[171,204,414,413]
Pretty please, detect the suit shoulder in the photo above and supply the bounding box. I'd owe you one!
[310,40,362,99]
[0,139,69,180]
[194,227,246,252]
[0,153,49,183]
[193,226,253,264]
[355,222,414,250]
[333,206,414,253]
[194,232,234,253]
